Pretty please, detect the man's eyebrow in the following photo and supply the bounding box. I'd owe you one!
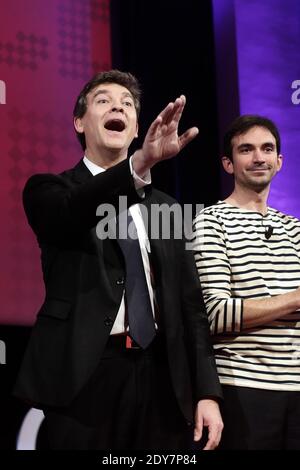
[91,89,134,100]
[237,143,253,150]
[237,142,275,150]
[121,92,134,99]
[261,142,275,148]
[92,89,109,99]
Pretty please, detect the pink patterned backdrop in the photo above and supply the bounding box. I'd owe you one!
[0,0,111,324]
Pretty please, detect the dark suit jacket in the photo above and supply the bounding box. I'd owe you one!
[14,158,222,422]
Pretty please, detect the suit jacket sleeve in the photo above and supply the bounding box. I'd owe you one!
[180,242,223,403]
[23,159,142,243]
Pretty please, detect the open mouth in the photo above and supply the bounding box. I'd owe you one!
[104,119,126,132]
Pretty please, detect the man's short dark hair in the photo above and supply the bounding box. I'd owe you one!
[73,70,142,150]
[223,115,281,161]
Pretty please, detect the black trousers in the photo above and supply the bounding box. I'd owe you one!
[219,385,300,450]
[39,335,191,450]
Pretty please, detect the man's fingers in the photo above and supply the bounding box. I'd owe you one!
[163,95,185,126]
[179,127,199,149]
[193,421,203,442]
[170,95,186,126]
[202,420,223,450]
[202,427,222,450]
[146,115,163,139]
[148,96,186,135]
[159,96,185,126]
[147,100,175,139]
[157,101,175,124]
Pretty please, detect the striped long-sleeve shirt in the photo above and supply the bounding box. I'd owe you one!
[193,201,300,390]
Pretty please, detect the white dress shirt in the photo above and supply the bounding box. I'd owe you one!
[83,155,156,334]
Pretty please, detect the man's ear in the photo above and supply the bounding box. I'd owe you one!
[276,154,283,172]
[134,122,139,139]
[222,156,234,175]
[74,116,84,133]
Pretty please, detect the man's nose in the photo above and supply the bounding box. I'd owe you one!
[111,104,124,113]
[253,150,265,163]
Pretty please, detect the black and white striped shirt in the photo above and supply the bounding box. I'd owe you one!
[193,201,300,390]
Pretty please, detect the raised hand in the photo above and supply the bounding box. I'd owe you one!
[132,95,199,176]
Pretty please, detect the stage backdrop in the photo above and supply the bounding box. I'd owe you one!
[213,0,300,218]
[0,0,111,325]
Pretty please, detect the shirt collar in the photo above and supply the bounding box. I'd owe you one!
[83,155,105,176]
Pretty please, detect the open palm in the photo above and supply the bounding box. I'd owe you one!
[142,95,199,165]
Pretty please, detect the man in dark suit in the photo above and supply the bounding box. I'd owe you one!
[14,70,223,450]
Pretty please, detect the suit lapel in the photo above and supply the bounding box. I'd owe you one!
[72,158,94,184]
[140,188,165,285]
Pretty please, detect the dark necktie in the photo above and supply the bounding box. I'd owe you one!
[117,210,156,348]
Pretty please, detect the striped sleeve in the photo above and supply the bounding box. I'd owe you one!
[193,209,243,335]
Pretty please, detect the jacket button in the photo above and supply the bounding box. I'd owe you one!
[116,277,124,285]
[104,316,113,326]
